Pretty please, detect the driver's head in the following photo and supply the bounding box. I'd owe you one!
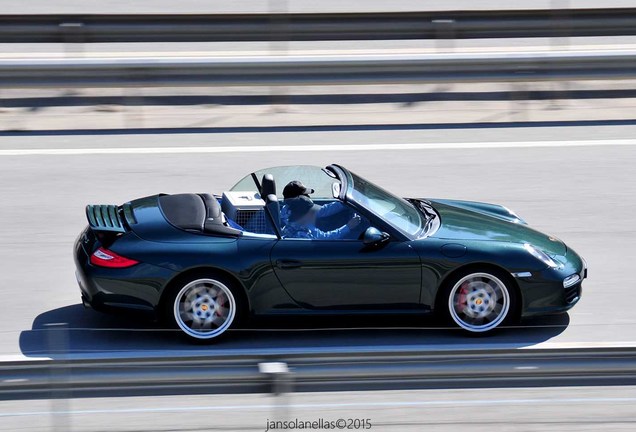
[283,180,315,200]
[287,195,320,225]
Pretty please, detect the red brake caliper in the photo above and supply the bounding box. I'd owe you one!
[456,282,469,311]
[215,293,225,317]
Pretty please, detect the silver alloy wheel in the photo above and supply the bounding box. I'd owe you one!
[173,278,236,340]
[448,272,510,333]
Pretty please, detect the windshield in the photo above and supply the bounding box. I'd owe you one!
[231,165,339,199]
[347,170,422,237]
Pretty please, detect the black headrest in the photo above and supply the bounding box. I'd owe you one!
[159,193,206,231]
[265,193,280,230]
[199,193,222,221]
[261,174,276,198]
[200,193,242,237]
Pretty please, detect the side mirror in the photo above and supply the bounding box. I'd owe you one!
[363,227,390,247]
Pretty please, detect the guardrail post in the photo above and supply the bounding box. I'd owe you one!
[432,19,456,52]
[123,87,145,128]
[550,0,572,106]
[46,323,71,432]
[259,361,293,422]
[0,89,5,127]
[509,82,530,122]
[550,0,571,51]
[60,22,85,57]
[269,0,289,110]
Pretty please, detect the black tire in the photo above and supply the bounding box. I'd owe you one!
[162,272,244,343]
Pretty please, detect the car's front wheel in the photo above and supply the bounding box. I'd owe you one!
[164,275,240,342]
[443,270,517,333]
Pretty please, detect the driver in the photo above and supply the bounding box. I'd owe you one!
[282,195,361,240]
[280,180,346,226]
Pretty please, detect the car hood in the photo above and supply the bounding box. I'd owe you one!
[429,201,566,256]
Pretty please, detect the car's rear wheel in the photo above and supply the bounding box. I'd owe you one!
[165,275,239,342]
[443,271,516,333]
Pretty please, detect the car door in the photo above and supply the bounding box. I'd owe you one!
[270,237,422,310]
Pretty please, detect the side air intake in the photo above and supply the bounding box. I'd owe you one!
[85,204,126,233]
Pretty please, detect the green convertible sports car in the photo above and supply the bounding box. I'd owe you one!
[74,164,586,341]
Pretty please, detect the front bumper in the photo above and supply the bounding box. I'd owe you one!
[516,247,587,317]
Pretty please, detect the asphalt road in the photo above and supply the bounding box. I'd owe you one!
[1,385,635,431]
[0,123,634,359]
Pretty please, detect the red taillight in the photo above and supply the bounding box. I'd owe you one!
[90,247,139,268]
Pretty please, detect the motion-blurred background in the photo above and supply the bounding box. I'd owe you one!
[1,1,636,431]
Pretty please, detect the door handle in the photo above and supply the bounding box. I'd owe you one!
[276,259,302,269]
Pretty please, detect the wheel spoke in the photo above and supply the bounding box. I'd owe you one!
[217,305,229,317]
[191,317,203,329]
[472,317,485,325]
[185,288,199,303]
[211,315,225,326]
[488,282,501,300]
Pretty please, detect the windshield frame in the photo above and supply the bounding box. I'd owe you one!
[331,164,425,240]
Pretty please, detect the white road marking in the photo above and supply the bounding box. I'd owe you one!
[2,396,636,418]
[1,45,634,59]
[0,138,635,156]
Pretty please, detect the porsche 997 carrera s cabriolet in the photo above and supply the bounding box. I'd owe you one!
[74,164,586,341]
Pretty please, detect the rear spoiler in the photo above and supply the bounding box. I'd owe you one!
[85,204,127,233]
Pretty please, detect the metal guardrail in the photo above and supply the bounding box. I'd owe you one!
[1,9,636,43]
[1,50,636,88]
[3,347,636,399]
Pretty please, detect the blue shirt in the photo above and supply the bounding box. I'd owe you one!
[280,201,346,227]
[281,220,352,240]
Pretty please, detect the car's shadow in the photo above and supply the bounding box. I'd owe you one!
[19,304,570,359]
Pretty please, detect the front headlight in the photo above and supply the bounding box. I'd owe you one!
[524,243,559,269]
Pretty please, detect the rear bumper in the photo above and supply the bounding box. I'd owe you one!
[74,226,174,317]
